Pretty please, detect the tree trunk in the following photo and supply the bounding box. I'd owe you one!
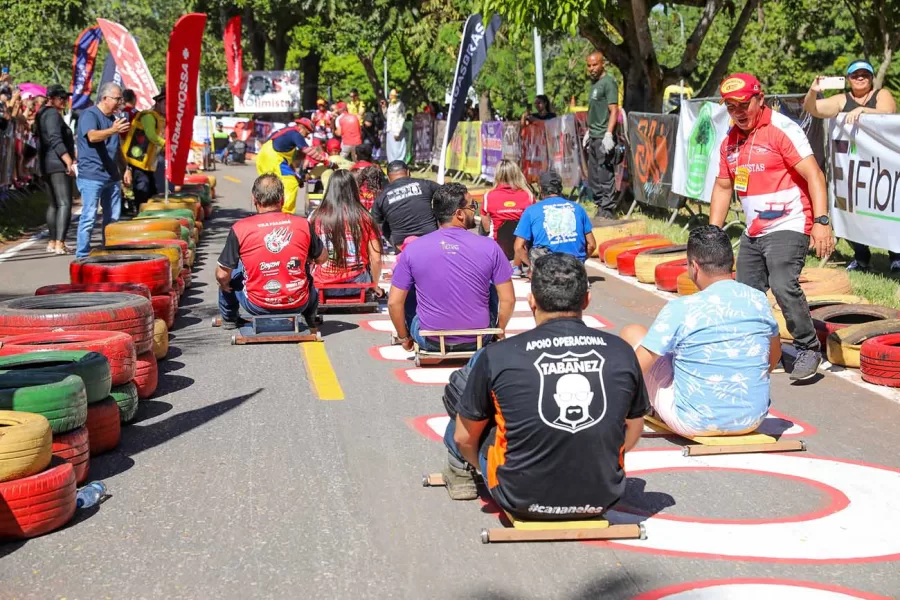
[268,24,290,71]
[358,53,385,103]
[244,7,266,70]
[697,0,763,97]
[300,51,322,111]
[875,37,893,90]
[479,91,491,122]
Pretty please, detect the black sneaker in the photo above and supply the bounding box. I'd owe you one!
[790,349,822,381]
[442,454,478,501]
[846,260,870,273]
[222,318,249,331]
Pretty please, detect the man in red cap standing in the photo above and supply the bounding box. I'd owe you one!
[334,101,363,161]
[709,73,834,381]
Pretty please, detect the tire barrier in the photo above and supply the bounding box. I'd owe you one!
[0,331,136,387]
[151,294,176,329]
[810,304,900,348]
[0,411,52,483]
[617,243,675,277]
[174,275,186,297]
[677,271,699,296]
[51,426,90,485]
[71,255,172,296]
[134,351,159,399]
[590,219,648,253]
[654,259,688,292]
[140,200,201,221]
[604,238,673,268]
[766,268,852,304]
[0,293,155,355]
[860,333,900,387]
[826,319,900,368]
[91,244,182,281]
[85,397,121,456]
[134,214,195,236]
[110,382,140,424]
[106,217,182,239]
[35,282,152,300]
[106,229,180,244]
[772,295,869,341]
[106,238,191,269]
[0,371,88,434]
[152,319,169,360]
[0,350,112,404]
[635,246,688,284]
[0,457,76,540]
[596,235,666,263]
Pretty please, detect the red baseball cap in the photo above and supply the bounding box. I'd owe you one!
[294,117,313,130]
[719,73,762,102]
[335,101,347,111]
[326,138,342,153]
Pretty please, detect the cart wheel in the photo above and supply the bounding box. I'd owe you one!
[638,523,647,540]
[414,354,421,367]
[480,529,490,544]
[421,475,429,487]
[230,335,237,345]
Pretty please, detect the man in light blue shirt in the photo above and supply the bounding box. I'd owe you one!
[620,226,782,437]
[513,171,596,269]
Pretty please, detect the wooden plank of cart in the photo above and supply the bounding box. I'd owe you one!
[211,313,321,345]
[421,473,646,544]
[410,328,504,367]
[643,414,806,457]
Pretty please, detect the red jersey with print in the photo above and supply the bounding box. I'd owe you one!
[717,106,814,237]
[481,185,534,239]
[221,212,321,310]
[312,219,379,285]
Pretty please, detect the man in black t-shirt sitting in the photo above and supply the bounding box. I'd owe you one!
[371,160,440,250]
[441,253,649,517]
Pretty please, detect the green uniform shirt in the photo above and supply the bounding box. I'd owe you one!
[588,74,618,138]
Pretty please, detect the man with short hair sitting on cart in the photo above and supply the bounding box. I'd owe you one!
[216,174,327,330]
[619,226,782,438]
[441,253,649,506]
[387,183,516,353]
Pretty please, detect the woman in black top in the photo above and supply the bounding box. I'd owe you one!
[521,94,557,125]
[37,84,76,254]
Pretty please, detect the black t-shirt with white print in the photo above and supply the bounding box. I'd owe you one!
[458,317,649,520]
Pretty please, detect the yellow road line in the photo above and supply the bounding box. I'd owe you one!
[224,176,241,183]
[300,342,344,400]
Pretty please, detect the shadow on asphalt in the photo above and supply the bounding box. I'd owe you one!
[470,572,646,599]
[131,399,173,423]
[319,320,360,336]
[588,275,606,284]
[87,388,263,481]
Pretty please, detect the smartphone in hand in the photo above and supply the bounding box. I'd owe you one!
[819,76,846,90]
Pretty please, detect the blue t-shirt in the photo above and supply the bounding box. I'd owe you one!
[641,279,779,434]
[75,106,121,182]
[513,196,592,260]
[268,127,309,153]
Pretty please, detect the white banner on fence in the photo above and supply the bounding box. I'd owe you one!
[233,71,300,113]
[672,100,731,202]
[828,116,900,252]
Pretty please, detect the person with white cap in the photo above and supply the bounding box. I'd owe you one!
[804,60,899,273]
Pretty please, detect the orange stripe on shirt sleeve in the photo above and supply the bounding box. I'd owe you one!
[486,390,507,489]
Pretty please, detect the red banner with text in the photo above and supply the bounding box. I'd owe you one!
[96,19,158,110]
[224,16,243,98]
[165,13,206,185]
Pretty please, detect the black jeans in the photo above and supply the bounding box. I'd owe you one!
[44,171,73,242]
[588,137,616,217]
[133,167,157,206]
[849,241,900,265]
[736,231,819,351]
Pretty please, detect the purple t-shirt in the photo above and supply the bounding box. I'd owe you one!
[392,227,513,340]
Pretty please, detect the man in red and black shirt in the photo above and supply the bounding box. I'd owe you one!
[216,174,327,329]
[441,253,648,512]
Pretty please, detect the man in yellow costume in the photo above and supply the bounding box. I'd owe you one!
[123,87,167,208]
[256,117,326,214]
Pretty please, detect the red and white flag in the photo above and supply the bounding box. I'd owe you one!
[96,19,158,110]
[165,13,206,186]
[224,16,244,98]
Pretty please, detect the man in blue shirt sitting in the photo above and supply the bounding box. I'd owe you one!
[620,226,782,437]
[75,82,131,258]
[513,171,596,273]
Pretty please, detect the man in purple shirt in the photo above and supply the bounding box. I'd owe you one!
[388,183,516,351]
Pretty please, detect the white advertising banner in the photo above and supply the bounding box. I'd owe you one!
[828,116,900,252]
[672,100,731,202]
[233,71,300,113]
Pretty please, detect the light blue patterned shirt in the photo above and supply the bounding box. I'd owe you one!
[641,279,779,433]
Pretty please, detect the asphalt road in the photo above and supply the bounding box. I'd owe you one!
[1,166,898,600]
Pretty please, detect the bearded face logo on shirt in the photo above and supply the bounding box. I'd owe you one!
[264,226,293,253]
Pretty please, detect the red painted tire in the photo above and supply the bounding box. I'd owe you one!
[811,304,900,348]
[70,254,172,295]
[180,267,192,289]
[174,275,186,297]
[151,295,175,329]
[860,333,900,387]
[51,426,89,484]
[617,243,675,277]
[35,282,152,300]
[596,235,666,264]
[107,238,190,267]
[0,458,76,540]
[169,290,179,314]
[203,205,213,220]
[134,351,158,399]
[0,331,136,387]
[0,293,154,355]
[655,259,688,292]
[86,397,121,456]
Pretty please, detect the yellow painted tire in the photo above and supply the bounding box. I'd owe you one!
[827,319,900,368]
[106,218,182,239]
[604,238,672,268]
[773,295,870,341]
[634,245,688,284]
[590,219,648,255]
[0,410,52,483]
[766,268,852,305]
[90,246,182,281]
[107,230,179,243]
[676,271,699,296]
[152,319,169,361]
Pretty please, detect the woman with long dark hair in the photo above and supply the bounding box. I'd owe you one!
[310,170,384,297]
[354,165,387,212]
[36,84,76,254]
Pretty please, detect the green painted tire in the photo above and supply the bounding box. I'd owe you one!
[0,351,111,404]
[178,226,191,243]
[0,372,88,434]
[110,382,139,424]
[139,209,195,228]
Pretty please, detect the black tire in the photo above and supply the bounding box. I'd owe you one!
[0,372,88,434]
[0,351,112,404]
[110,382,139,424]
